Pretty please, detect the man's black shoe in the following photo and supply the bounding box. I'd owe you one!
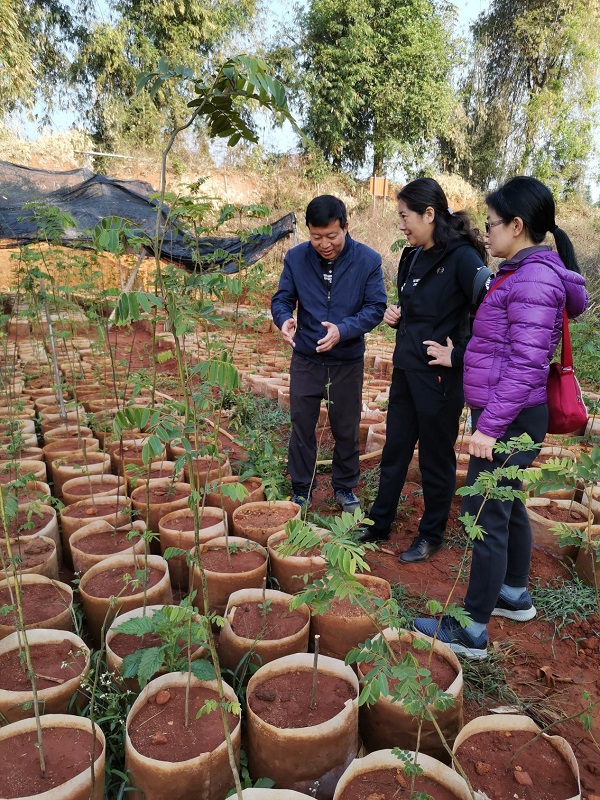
[356,526,390,544]
[399,536,442,563]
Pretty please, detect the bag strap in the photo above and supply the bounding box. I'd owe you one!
[471,266,493,305]
[559,308,573,369]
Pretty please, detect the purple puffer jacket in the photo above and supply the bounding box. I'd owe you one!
[463,246,588,438]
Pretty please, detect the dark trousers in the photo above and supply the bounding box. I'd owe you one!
[369,367,464,544]
[463,404,548,623]
[288,353,363,496]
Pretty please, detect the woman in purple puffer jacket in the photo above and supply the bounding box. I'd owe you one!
[415,176,588,660]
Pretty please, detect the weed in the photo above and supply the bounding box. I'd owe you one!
[389,584,429,628]
[460,644,521,708]
[530,570,598,643]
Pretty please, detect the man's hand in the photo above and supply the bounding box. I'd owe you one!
[316,321,340,352]
[423,337,454,367]
[383,304,401,327]
[281,317,296,347]
[469,429,496,461]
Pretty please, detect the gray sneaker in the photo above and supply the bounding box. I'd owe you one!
[334,489,361,513]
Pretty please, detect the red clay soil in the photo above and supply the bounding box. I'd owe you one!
[128,685,238,762]
[337,767,463,800]
[0,639,87,691]
[529,502,587,522]
[0,583,71,626]
[229,601,306,640]
[75,529,139,554]
[82,566,164,598]
[248,669,356,728]
[357,638,458,694]
[455,728,579,800]
[0,536,54,569]
[1,508,54,536]
[202,546,266,573]
[0,727,99,798]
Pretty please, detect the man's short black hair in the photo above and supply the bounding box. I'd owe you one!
[305,194,347,228]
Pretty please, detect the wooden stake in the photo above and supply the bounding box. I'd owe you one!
[310,635,320,710]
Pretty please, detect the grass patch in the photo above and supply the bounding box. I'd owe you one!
[390,584,430,628]
[460,643,521,708]
[530,570,598,642]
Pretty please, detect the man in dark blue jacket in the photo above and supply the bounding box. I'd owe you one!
[271,195,386,512]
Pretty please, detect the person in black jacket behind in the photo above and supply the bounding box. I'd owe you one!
[271,195,386,512]
[357,178,490,562]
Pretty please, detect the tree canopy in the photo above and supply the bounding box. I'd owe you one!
[460,0,600,195]
[296,0,456,176]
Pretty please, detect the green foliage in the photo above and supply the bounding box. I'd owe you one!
[531,571,599,638]
[70,0,259,148]
[115,602,216,688]
[461,0,600,193]
[297,0,456,174]
[571,316,600,391]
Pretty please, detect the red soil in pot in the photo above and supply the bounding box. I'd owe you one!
[248,669,356,728]
[337,767,461,800]
[0,639,87,691]
[357,638,458,693]
[0,727,100,798]
[62,499,124,519]
[529,502,587,523]
[0,508,54,536]
[235,506,297,528]
[0,537,54,569]
[455,729,578,800]
[128,685,237,762]
[0,583,71,626]
[83,566,164,598]
[162,514,221,532]
[75,529,140,555]
[229,601,307,640]
[202,547,266,573]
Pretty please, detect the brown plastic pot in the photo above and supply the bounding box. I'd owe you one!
[526,498,590,561]
[232,501,301,547]
[79,553,172,646]
[267,529,328,595]
[191,536,268,616]
[69,520,147,575]
[42,437,99,464]
[0,459,48,484]
[204,476,265,529]
[1,535,58,581]
[219,588,310,672]
[50,451,112,498]
[0,574,74,640]
[183,453,232,489]
[130,480,192,533]
[60,495,131,561]
[106,604,207,690]
[43,425,94,442]
[0,629,90,722]
[333,750,472,800]
[158,506,226,590]
[61,473,125,506]
[246,653,359,799]
[107,438,166,475]
[452,713,581,800]
[0,713,105,799]
[125,460,182,493]
[3,503,59,554]
[310,574,392,661]
[124,672,241,800]
[357,628,463,761]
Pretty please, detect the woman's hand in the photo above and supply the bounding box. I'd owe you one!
[423,337,454,367]
[469,430,496,461]
[384,304,401,327]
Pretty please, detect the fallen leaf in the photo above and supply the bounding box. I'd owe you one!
[537,665,555,688]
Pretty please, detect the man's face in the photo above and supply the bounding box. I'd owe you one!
[308,220,348,260]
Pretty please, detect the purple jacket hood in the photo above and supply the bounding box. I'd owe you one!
[463,246,588,438]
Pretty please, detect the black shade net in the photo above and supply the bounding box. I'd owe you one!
[0,161,295,273]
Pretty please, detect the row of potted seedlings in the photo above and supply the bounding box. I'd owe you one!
[0,315,592,799]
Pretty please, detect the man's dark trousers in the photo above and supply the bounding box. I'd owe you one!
[288,351,363,496]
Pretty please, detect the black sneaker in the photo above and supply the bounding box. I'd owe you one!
[492,590,536,621]
[399,535,442,563]
[334,488,361,513]
[356,525,390,544]
[413,615,488,660]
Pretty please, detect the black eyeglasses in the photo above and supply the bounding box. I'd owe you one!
[485,219,504,233]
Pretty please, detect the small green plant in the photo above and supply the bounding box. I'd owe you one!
[113,601,216,688]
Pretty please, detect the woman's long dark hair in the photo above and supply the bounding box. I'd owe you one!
[397,177,487,263]
[486,176,580,273]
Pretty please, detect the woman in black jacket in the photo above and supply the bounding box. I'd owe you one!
[358,178,489,563]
